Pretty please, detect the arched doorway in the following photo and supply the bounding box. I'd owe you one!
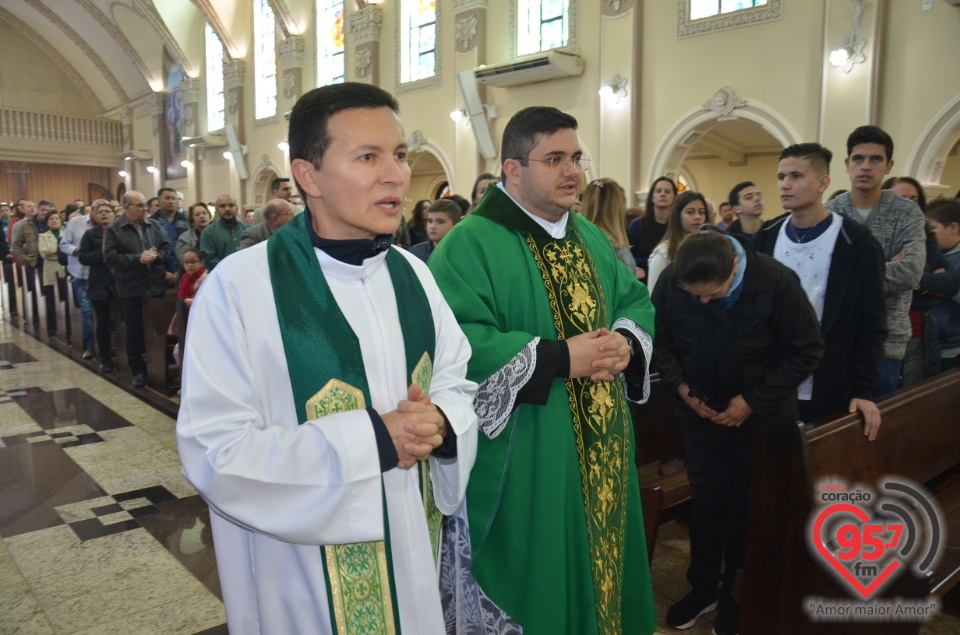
[904,94,960,200]
[407,150,450,219]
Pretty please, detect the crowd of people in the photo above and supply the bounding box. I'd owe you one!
[4,82,960,635]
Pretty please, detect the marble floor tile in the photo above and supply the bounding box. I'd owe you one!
[19,532,213,633]
[0,442,105,536]
[69,592,226,635]
[12,387,133,432]
[0,579,56,635]
[0,342,38,364]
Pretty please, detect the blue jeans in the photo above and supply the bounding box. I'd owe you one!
[874,357,903,398]
[72,277,95,348]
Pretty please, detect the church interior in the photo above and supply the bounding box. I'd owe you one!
[2,0,960,633]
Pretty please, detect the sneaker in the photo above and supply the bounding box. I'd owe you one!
[83,348,95,359]
[666,592,718,630]
[99,362,114,373]
[133,373,146,388]
[712,598,740,635]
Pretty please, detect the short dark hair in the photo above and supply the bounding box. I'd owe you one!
[448,194,470,216]
[289,83,399,171]
[719,201,730,209]
[644,176,678,216]
[846,125,894,161]
[501,107,578,176]
[271,177,290,192]
[728,182,755,208]
[780,143,833,175]
[926,197,960,228]
[427,199,463,224]
[882,176,927,212]
[675,227,736,288]
[158,187,177,198]
[38,200,53,209]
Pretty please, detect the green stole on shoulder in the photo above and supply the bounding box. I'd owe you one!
[267,213,439,635]
[474,198,633,635]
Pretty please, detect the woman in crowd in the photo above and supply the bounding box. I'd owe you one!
[646,190,711,291]
[407,198,431,245]
[470,172,498,210]
[78,202,117,372]
[176,203,211,264]
[628,175,677,281]
[651,227,823,635]
[883,177,960,384]
[580,177,638,275]
[38,210,66,335]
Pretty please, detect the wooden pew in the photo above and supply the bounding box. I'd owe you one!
[631,374,690,562]
[143,296,179,396]
[742,369,960,635]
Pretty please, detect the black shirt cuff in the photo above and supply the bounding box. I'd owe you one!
[515,339,568,406]
[368,408,399,472]
[431,408,458,459]
[616,328,647,398]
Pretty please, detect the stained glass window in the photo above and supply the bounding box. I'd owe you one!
[517,0,568,57]
[254,0,278,119]
[205,23,225,132]
[690,0,767,20]
[400,0,437,83]
[318,0,345,86]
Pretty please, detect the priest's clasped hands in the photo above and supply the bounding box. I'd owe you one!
[382,384,446,470]
[567,327,632,383]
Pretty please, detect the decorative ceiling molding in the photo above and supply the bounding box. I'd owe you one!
[75,0,159,89]
[23,0,129,103]
[190,0,241,59]
[131,0,196,76]
[267,0,297,39]
[0,6,105,115]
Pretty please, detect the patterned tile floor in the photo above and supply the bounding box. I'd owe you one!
[1,321,957,634]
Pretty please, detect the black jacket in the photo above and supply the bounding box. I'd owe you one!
[77,225,115,302]
[754,213,886,419]
[103,215,172,298]
[652,238,825,425]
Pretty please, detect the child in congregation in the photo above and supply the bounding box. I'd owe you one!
[927,198,960,371]
[408,198,462,263]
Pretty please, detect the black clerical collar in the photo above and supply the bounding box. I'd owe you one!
[304,206,394,266]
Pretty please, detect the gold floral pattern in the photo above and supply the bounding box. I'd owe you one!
[526,231,629,635]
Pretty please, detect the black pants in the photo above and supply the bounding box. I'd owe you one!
[42,276,66,335]
[91,298,114,362]
[118,295,146,374]
[680,412,754,601]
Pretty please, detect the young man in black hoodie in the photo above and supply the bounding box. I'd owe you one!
[754,143,886,438]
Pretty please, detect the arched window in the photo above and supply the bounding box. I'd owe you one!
[690,0,767,20]
[205,23,225,132]
[400,0,437,84]
[516,0,569,57]
[318,0,345,86]
[254,0,278,119]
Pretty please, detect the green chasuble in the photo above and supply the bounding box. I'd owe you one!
[429,186,657,635]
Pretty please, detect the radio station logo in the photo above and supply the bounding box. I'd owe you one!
[804,476,943,622]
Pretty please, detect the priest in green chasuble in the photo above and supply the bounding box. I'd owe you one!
[177,83,478,635]
[430,107,657,634]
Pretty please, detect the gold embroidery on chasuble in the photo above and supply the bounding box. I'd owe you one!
[305,380,398,635]
[525,232,630,635]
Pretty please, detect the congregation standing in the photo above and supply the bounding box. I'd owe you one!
[5,82,960,635]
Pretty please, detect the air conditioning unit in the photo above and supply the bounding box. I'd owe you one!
[474,51,584,88]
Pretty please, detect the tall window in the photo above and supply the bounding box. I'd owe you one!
[690,0,767,20]
[318,0,345,86]
[400,0,437,83]
[205,24,225,132]
[517,0,568,57]
[254,0,278,119]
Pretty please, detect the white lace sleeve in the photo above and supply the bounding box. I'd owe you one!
[473,338,539,439]
[613,317,653,404]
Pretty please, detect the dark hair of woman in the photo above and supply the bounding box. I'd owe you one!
[882,176,927,212]
[644,176,677,220]
[674,226,735,288]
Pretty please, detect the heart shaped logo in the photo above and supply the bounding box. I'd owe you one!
[811,503,902,599]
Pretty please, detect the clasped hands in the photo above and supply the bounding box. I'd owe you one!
[679,383,753,428]
[139,246,158,265]
[381,384,446,470]
[567,328,632,382]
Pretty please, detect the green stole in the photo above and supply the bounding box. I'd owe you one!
[474,200,633,635]
[267,213,441,635]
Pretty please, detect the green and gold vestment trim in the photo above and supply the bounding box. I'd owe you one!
[524,231,632,635]
[268,213,438,635]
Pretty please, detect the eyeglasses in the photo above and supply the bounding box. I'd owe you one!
[520,156,591,173]
[182,259,201,265]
